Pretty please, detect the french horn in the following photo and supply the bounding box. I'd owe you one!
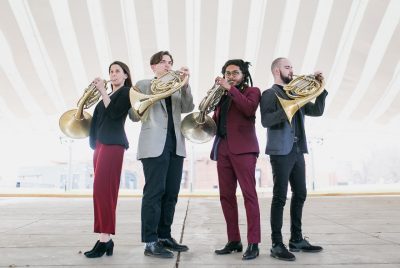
[129,70,188,121]
[59,80,109,139]
[278,73,325,123]
[181,82,226,143]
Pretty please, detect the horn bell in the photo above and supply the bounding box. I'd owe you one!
[181,112,216,143]
[59,80,108,139]
[180,83,226,143]
[59,110,92,139]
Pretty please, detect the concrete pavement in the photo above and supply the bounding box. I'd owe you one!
[1,195,400,267]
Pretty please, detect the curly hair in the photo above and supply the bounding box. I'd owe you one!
[221,59,253,87]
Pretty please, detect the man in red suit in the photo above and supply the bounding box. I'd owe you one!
[211,59,261,260]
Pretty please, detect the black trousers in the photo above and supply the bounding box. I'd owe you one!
[141,150,184,242]
[269,144,307,244]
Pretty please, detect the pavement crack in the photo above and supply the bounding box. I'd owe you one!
[175,198,190,268]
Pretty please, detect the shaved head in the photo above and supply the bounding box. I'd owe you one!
[271,57,287,73]
[271,57,293,85]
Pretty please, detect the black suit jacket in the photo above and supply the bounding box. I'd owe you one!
[260,84,328,155]
[89,86,131,150]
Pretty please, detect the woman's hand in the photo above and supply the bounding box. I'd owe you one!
[93,77,107,95]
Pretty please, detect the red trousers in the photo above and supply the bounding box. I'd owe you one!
[217,138,261,243]
[92,142,124,234]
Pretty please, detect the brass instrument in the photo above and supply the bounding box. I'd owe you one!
[59,80,109,139]
[181,82,226,143]
[129,70,188,121]
[278,73,325,123]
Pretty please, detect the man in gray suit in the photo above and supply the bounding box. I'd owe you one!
[260,57,328,262]
[129,51,194,258]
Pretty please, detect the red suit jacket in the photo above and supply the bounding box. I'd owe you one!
[210,85,261,160]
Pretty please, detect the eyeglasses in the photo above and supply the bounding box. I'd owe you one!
[224,70,242,77]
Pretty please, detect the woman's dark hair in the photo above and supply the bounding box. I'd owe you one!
[150,51,174,66]
[221,59,253,87]
[109,61,132,87]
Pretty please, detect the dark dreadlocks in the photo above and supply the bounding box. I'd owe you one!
[221,59,253,88]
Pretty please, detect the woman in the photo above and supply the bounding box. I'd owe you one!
[84,61,132,258]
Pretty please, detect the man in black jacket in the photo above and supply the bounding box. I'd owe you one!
[260,57,328,261]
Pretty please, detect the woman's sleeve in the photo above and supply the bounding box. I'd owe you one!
[104,87,131,119]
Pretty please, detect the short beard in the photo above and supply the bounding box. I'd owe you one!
[280,73,292,84]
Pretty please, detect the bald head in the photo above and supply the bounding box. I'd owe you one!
[271,57,287,73]
[271,57,293,85]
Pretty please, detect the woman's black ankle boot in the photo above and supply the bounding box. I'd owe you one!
[84,240,100,256]
[84,239,114,258]
[105,239,114,256]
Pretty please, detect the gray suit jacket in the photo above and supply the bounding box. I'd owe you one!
[129,79,194,159]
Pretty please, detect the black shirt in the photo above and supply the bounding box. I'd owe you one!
[217,95,231,138]
[163,96,177,153]
[217,84,247,138]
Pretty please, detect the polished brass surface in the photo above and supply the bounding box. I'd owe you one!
[59,109,92,139]
[59,80,109,139]
[181,83,226,143]
[278,74,325,123]
[129,70,188,121]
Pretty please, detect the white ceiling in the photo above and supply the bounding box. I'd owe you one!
[1,0,400,137]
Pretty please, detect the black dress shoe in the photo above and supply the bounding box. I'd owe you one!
[159,237,189,252]
[215,241,243,255]
[84,239,114,258]
[242,243,259,260]
[270,242,295,261]
[289,238,323,252]
[144,241,174,258]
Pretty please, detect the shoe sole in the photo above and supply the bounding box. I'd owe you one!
[164,246,189,252]
[289,248,323,253]
[144,251,174,258]
[215,249,243,255]
[270,253,296,261]
[242,252,259,260]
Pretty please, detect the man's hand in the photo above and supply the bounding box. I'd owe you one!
[215,76,231,91]
[314,70,324,82]
[179,66,190,86]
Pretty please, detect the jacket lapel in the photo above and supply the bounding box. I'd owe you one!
[160,99,167,112]
[272,84,289,100]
